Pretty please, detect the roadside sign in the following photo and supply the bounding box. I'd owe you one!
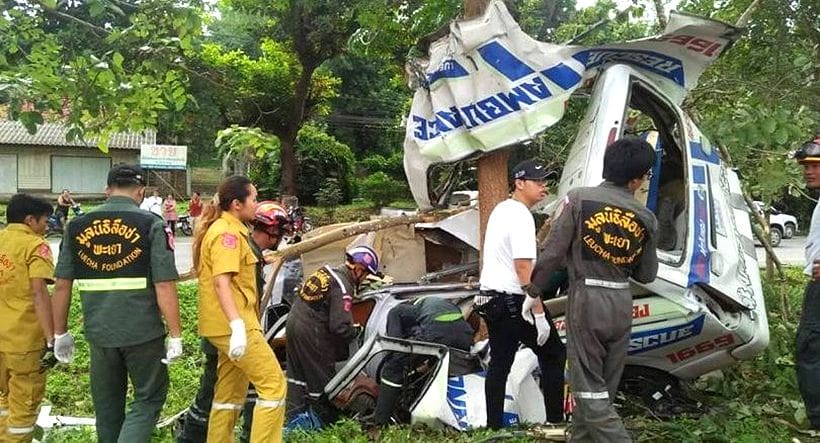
[140,144,187,170]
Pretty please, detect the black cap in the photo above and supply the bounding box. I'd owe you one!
[511,159,554,181]
[107,164,147,187]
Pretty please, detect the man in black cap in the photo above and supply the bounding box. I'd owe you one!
[52,163,183,443]
[476,158,566,429]
[531,137,659,442]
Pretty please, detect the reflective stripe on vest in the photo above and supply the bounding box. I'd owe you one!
[76,277,148,291]
[434,312,464,322]
[8,425,35,434]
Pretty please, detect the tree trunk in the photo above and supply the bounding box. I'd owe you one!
[653,0,667,30]
[280,62,318,197]
[463,0,508,266]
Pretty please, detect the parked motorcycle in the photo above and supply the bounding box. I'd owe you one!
[177,214,193,236]
[46,204,84,238]
[286,206,313,244]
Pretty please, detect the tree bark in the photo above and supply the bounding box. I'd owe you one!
[280,62,318,197]
[463,0,508,265]
[653,0,668,30]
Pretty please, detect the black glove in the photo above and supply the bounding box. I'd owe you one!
[40,344,58,373]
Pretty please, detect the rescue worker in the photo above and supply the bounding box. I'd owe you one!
[176,201,292,443]
[795,136,820,430]
[194,176,286,442]
[476,158,565,429]
[0,194,57,442]
[372,296,475,425]
[52,164,184,443]
[531,137,659,442]
[285,245,379,424]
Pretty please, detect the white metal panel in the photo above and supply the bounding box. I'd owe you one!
[51,156,111,193]
[17,149,50,189]
[0,154,17,193]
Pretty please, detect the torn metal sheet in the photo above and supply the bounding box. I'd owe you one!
[404,0,739,210]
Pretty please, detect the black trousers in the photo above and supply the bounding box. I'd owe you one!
[479,292,566,429]
[797,281,820,429]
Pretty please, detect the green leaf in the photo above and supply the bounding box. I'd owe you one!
[88,0,105,18]
[112,52,124,70]
[41,0,56,9]
[761,118,776,135]
[773,127,789,145]
[19,111,44,134]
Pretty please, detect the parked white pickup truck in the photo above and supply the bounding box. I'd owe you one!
[753,201,798,247]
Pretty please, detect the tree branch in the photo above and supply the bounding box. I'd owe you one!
[734,0,761,27]
[34,1,110,37]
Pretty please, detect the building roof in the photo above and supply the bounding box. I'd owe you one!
[0,120,156,150]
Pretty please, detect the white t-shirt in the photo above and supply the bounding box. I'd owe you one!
[479,198,537,294]
[805,199,820,276]
[140,196,163,217]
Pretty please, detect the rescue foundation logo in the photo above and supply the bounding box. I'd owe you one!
[580,201,647,267]
[300,268,331,303]
[74,218,143,272]
[0,252,16,285]
[628,315,705,355]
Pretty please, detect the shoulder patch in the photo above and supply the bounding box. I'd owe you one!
[37,243,52,260]
[300,268,331,303]
[222,233,237,249]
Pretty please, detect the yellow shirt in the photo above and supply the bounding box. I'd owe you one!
[197,212,261,337]
[0,224,54,352]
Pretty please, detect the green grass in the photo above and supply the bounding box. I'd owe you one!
[40,270,817,442]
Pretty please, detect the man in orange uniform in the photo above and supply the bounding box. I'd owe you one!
[0,194,57,442]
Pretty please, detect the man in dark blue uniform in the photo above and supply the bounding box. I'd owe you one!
[372,296,475,425]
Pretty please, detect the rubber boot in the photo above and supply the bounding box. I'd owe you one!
[373,385,402,425]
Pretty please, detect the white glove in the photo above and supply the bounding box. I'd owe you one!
[163,337,184,364]
[229,319,247,360]
[534,313,551,347]
[54,332,75,363]
[521,295,539,325]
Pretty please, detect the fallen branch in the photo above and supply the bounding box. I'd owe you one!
[258,208,467,313]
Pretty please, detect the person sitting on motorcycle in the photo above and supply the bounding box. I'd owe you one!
[55,189,75,225]
[175,200,293,443]
[285,245,380,427]
[372,297,475,425]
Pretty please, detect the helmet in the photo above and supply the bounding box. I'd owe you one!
[254,201,293,235]
[795,136,820,163]
[345,245,380,275]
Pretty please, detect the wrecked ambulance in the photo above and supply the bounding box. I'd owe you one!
[267,1,769,430]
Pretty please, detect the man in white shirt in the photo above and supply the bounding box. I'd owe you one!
[476,159,565,429]
[795,136,820,430]
[139,189,163,218]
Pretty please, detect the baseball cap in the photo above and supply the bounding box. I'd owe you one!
[107,164,147,187]
[511,159,555,181]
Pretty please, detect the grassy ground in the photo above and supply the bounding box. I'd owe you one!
[38,270,818,442]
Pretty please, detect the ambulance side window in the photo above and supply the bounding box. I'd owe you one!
[623,80,688,265]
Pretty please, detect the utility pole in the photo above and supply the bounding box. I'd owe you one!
[465,0,510,260]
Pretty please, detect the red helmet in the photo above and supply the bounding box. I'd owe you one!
[254,201,293,236]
